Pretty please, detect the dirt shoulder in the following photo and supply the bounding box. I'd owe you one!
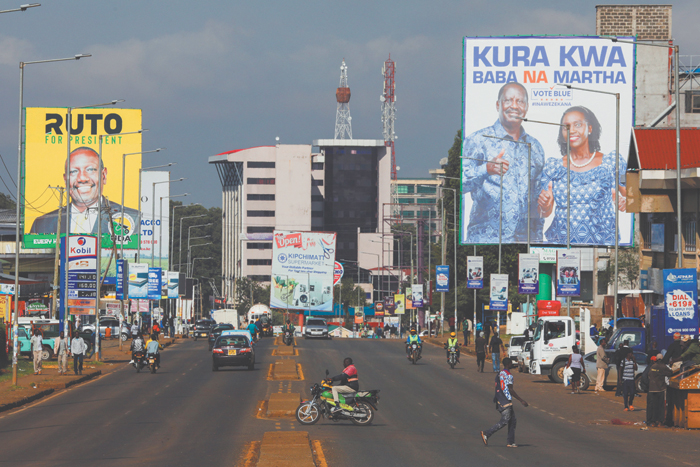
[0,336,180,409]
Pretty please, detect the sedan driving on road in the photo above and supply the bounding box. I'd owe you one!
[208,324,235,350]
[194,319,214,340]
[212,333,254,371]
[304,318,330,339]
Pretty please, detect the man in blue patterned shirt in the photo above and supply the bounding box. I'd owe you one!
[462,82,545,243]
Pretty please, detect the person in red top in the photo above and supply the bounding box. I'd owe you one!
[329,357,359,413]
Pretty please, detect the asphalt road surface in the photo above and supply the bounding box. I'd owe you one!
[0,336,698,467]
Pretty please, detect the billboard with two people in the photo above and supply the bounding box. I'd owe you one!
[461,36,635,247]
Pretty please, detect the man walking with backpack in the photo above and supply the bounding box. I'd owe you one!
[481,358,529,448]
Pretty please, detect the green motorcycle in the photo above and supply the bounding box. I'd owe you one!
[296,371,380,426]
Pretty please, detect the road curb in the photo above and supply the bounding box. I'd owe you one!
[65,370,102,389]
[0,388,55,414]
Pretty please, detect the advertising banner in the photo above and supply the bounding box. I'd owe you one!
[556,250,581,296]
[375,301,384,316]
[384,295,395,315]
[411,284,424,308]
[460,36,635,247]
[394,294,405,315]
[489,274,509,311]
[167,272,179,299]
[436,265,450,293]
[0,284,16,295]
[0,295,9,321]
[333,261,344,286]
[663,269,699,336]
[270,231,336,311]
[405,288,414,309]
[148,268,162,300]
[128,263,149,299]
[127,171,170,268]
[116,259,126,300]
[518,253,540,294]
[23,108,142,249]
[467,256,484,289]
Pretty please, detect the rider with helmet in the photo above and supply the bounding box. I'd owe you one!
[328,357,359,413]
[282,319,295,334]
[405,328,422,360]
[445,331,461,363]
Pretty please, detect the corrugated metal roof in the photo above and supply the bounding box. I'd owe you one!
[632,127,700,170]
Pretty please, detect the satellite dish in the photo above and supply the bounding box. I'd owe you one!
[380,96,386,102]
[348,116,352,121]
[396,166,401,171]
[275,136,280,142]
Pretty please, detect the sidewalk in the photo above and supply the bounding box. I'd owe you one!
[0,336,179,410]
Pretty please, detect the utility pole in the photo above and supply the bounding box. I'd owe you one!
[50,186,64,318]
[440,197,445,336]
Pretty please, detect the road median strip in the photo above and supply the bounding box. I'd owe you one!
[272,347,298,356]
[269,360,302,381]
[257,431,316,467]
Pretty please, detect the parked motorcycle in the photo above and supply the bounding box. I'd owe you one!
[296,371,379,426]
[407,343,422,364]
[283,331,294,346]
[131,352,147,373]
[444,343,462,369]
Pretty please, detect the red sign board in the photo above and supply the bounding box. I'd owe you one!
[333,261,344,286]
[537,300,561,317]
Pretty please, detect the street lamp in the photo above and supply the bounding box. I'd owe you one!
[555,83,622,328]
[136,163,175,261]
[605,37,683,271]
[188,242,212,276]
[151,177,185,265]
[0,3,40,14]
[178,214,206,271]
[159,193,189,269]
[120,146,161,258]
[171,204,201,271]
[518,116,571,316]
[187,224,213,274]
[12,53,91,385]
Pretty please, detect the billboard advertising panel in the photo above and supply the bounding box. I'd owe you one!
[490,274,509,311]
[270,231,336,311]
[663,269,699,336]
[23,108,142,249]
[167,272,179,299]
[467,256,483,289]
[128,263,149,299]
[394,294,405,315]
[556,250,581,296]
[518,253,540,295]
[411,284,424,308]
[460,36,635,247]
[148,268,162,300]
[436,265,450,293]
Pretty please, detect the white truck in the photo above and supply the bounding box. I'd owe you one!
[210,309,240,329]
[529,308,596,383]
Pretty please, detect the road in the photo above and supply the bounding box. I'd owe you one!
[0,336,698,466]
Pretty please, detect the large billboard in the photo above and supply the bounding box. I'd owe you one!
[23,107,142,249]
[663,269,699,336]
[270,231,336,312]
[461,36,635,247]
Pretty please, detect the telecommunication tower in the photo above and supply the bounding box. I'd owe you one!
[334,60,352,139]
[381,55,396,180]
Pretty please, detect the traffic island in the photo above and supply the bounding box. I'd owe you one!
[257,431,315,467]
[267,392,301,417]
[269,360,303,381]
[272,347,298,357]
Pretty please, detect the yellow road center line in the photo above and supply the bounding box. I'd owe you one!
[311,440,329,467]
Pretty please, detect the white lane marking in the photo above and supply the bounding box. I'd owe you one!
[432,413,438,417]
[450,425,456,429]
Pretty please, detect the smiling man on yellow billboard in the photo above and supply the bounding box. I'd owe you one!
[23,107,142,249]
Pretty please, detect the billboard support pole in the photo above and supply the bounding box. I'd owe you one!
[51,186,64,319]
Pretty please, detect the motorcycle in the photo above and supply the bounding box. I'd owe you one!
[407,343,422,364]
[131,352,147,373]
[283,331,294,346]
[296,371,380,426]
[445,343,462,369]
[148,353,158,374]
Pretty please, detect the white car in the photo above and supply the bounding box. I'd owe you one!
[81,318,131,341]
[517,341,532,373]
[508,335,527,365]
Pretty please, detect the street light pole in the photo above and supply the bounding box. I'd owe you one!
[136,163,174,263]
[151,177,185,265]
[171,204,201,273]
[0,3,40,14]
[188,242,212,276]
[12,53,91,385]
[178,215,206,271]
[159,194,188,269]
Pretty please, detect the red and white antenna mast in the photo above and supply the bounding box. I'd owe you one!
[335,59,352,139]
[381,55,396,179]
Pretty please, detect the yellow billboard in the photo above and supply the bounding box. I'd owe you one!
[23,107,142,249]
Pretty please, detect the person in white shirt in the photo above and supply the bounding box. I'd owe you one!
[70,333,87,375]
[30,328,44,375]
[53,331,70,375]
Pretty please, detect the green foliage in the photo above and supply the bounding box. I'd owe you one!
[0,193,15,210]
[233,277,271,316]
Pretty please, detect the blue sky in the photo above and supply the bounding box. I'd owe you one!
[0,0,698,208]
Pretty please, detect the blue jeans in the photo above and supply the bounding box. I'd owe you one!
[492,353,500,372]
[485,404,517,445]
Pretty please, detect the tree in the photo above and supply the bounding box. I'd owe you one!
[0,193,15,210]
[234,277,270,316]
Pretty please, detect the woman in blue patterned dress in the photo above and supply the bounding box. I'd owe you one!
[537,106,627,245]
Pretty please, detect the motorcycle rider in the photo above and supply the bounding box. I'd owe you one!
[445,331,461,363]
[405,328,422,360]
[282,320,295,341]
[328,357,359,413]
[146,333,163,369]
[130,332,145,365]
[246,320,259,342]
